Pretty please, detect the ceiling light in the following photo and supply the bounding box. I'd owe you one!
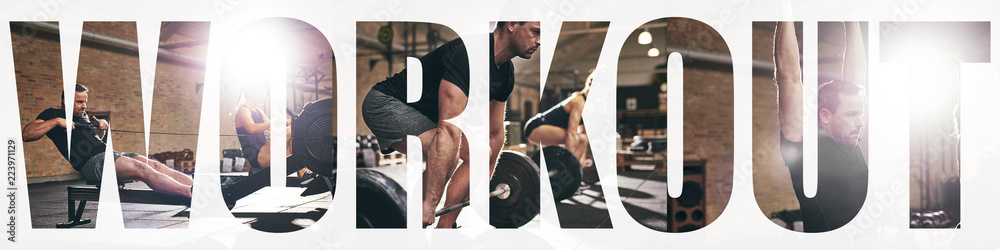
[638,27,652,45]
[647,47,660,57]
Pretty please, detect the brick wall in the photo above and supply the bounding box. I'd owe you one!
[75,22,146,157]
[672,18,735,225]
[14,22,207,181]
[616,18,736,225]
[752,23,804,220]
[13,22,72,180]
[682,67,735,225]
[149,23,208,158]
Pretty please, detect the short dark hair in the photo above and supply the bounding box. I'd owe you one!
[61,83,89,104]
[496,21,525,32]
[817,80,863,114]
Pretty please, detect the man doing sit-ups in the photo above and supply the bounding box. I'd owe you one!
[22,83,193,198]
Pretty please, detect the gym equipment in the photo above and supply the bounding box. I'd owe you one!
[489,151,541,228]
[59,122,193,228]
[59,180,191,228]
[531,146,583,202]
[426,151,542,228]
[629,135,667,152]
[221,98,337,209]
[434,183,510,217]
[356,135,379,168]
[359,150,543,228]
[291,98,336,176]
[356,169,407,228]
[377,25,394,43]
[431,148,586,228]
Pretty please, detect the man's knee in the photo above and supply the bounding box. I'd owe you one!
[115,157,150,180]
[457,133,469,159]
[419,122,461,149]
[578,134,589,146]
[131,155,170,171]
[437,122,462,142]
[132,155,154,165]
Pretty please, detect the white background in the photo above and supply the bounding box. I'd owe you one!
[2,0,999,249]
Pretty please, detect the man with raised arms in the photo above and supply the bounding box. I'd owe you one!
[774,21,868,232]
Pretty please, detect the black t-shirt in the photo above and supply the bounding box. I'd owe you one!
[489,33,516,103]
[780,131,868,232]
[370,34,516,122]
[35,108,106,171]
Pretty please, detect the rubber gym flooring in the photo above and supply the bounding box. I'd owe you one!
[370,162,619,229]
[27,179,191,229]
[27,177,333,231]
[25,163,632,230]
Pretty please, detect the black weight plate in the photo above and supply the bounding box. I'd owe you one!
[292,98,336,176]
[356,169,406,228]
[490,151,540,228]
[531,146,582,202]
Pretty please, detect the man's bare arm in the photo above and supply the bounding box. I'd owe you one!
[438,80,467,122]
[93,116,109,139]
[842,21,867,87]
[22,118,66,142]
[775,21,804,143]
[488,99,506,178]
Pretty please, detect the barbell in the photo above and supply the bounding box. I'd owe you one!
[480,146,584,227]
[356,146,584,228]
[532,146,584,202]
[488,150,542,228]
[435,183,510,217]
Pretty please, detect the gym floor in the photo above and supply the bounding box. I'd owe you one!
[616,170,671,231]
[367,163,614,229]
[364,163,546,228]
[26,164,617,230]
[27,179,191,229]
[26,177,333,231]
[555,165,613,228]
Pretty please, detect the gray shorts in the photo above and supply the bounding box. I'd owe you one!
[80,151,138,182]
[361,89,436,152]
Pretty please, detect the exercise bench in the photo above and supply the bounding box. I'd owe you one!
[57,180,191,228]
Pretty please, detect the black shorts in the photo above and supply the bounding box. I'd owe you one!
[361,89,437,152]
[80,151,138,182]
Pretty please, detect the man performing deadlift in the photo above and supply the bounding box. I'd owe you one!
[361,21,540,228]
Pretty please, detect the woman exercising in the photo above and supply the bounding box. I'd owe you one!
[523,69,595,169]
[230,83,308,178]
